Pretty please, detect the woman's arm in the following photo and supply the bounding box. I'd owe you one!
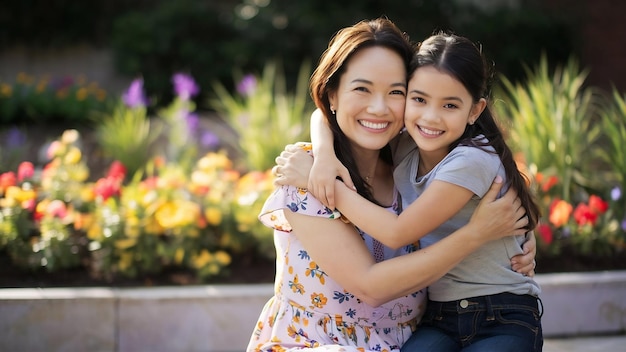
[286,177,528,307]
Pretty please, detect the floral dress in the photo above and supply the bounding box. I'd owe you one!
[246,163,426,351]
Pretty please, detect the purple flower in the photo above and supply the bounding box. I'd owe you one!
[122,78,149,108]
[5,127,25,148]
[236,74,257,97]
[186,112,200,133]
[172,73,199,100]
[200,131,219,149]
[622,219,626,232]
[611,186,622,201]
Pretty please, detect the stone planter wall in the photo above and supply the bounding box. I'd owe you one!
[1,272,625,352]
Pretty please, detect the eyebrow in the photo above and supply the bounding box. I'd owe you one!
[351,79,407,88]
[409,89,464,103]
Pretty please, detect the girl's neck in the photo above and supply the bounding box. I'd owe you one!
[418,150,447,176]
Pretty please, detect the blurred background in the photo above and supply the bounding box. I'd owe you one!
[1,0,623,109]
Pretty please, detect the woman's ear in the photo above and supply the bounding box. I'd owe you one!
[469,98,487,124]
[328,92,338,114]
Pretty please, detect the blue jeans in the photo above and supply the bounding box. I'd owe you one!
[401,293,543,352]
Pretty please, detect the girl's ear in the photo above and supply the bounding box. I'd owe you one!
[469,98,487,124]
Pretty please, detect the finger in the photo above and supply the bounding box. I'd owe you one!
[325,185,335,210]
[284,144,299,152]
[483,175,504,202]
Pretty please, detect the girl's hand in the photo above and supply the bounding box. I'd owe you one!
[511,232,537,277]
[308,150,354,210]
[272,145,313,189]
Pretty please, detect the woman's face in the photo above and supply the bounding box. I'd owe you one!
[328,46,406,152]
[404,65,485,161]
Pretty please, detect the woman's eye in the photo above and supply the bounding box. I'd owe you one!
[354,87,369,92]
[390,89,406,96]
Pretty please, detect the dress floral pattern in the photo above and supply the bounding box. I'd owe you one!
[247,152,426,351]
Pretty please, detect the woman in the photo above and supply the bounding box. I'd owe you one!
[247,18,533,352]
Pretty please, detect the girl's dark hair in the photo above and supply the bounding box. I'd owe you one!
[410,32,540,229]
[309,18,414,204]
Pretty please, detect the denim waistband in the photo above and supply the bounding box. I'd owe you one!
[427,293,541,315]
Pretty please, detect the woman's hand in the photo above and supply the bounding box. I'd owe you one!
[272,145,313,188]
[469,176,529,241]
[511,232,537,277]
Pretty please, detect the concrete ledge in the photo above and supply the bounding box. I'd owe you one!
[1,272,625,352]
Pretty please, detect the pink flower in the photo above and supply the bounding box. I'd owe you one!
[17,161,34,182]
[47,200,68,219]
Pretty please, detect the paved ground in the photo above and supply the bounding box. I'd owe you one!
[544,335,626,352]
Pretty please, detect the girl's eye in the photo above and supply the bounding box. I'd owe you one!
[411,97,425,103]
[444,103,458,109]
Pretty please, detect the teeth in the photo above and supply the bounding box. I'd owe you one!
[420,126,443,136]
[360,120,389,130]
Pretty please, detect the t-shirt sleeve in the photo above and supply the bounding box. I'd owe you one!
[435,146,502,198]
[258,186,342,232]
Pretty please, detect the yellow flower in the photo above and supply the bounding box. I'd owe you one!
[155,200,200,229]
[214,250,231,265]
[193,250,212,268]
[64,147,82,164]
[115,238,137,250]
[118,252,133,271]
[61,129,80,145]
[204,207,222,226]
[75,87,88,101]
[0,83,12,97]
[175,248,185,265]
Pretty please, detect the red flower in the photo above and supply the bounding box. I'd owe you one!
[573,203,598,226]
[94,176,122,201]
[107,160,127,181]
[542,175,559,192]
[537,223,553,245]
[17,162,35,182]
[0,172,16,192]
[588,195,608,214]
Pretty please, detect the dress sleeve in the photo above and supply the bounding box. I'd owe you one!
[258,185,342,232]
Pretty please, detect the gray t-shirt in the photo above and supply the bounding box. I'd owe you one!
[392,133,540,301]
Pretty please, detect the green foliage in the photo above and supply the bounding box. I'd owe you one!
[494,57,626,258]
[495,56,602,202]
[0,73,114,125]
[210,61,313,171]
[96,105,161,178]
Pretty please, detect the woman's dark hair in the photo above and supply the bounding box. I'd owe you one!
[309,17,413,204]
[410,32,540,229]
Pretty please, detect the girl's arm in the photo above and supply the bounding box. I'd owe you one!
[285,177,529,307]
[333,177,475,249]
[309,109,354,209]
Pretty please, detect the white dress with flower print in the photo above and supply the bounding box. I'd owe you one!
[247,179,426,351]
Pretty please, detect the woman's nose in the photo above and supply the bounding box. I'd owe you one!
[367,95,389,116]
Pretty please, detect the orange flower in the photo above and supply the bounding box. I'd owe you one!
[542,175,559,192]
[549,199,573,227]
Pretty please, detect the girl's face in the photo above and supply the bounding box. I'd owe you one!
[404,65,485,161]
[329,46,406,153]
